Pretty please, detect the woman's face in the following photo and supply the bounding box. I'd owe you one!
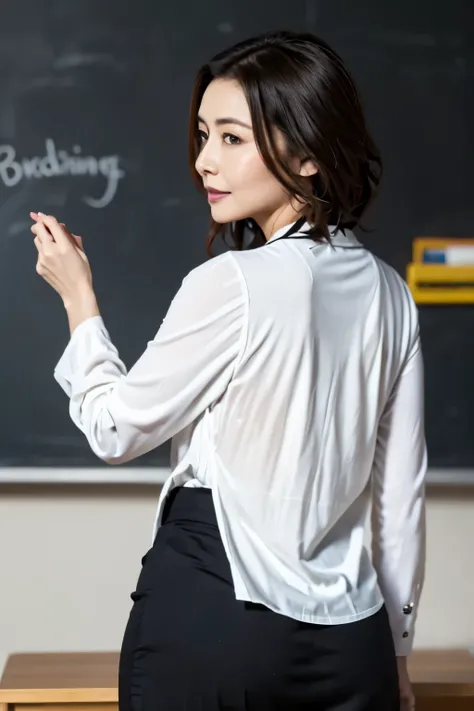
[195,78,310,239]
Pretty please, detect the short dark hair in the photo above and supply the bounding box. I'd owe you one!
[188,30,382,257]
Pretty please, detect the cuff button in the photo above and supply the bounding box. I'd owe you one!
[403,603,414,615]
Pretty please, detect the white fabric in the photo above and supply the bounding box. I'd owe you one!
[55,221,426,655]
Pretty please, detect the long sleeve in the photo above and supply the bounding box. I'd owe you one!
[370,337,427,656]
[54,253,247,464]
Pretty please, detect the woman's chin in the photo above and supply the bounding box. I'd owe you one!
[209,202,247,224]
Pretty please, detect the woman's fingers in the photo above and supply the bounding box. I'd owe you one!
[30,212,75,247]
[37,214,72,247]
[31,221,54,243]
[30,212,84,256]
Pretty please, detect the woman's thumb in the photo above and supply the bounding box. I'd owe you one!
[72,234,83,249]
[59,222,83,250]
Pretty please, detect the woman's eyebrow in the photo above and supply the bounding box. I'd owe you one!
[197,115,252,130]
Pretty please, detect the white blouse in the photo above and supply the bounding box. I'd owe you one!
[54,221,426,655]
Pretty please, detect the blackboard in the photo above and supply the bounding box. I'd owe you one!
[1,0,473,472]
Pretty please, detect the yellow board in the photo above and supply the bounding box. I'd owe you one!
[406,237,474,304]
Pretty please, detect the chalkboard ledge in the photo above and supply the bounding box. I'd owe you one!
[0,468,473,486]
[0,467,169,485]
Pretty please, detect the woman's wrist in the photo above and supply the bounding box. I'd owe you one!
[63,286,100,334]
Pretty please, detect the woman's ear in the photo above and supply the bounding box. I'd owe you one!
[299,158,318,177]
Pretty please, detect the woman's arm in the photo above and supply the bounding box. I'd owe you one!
[54,252,247,464]
[371,337,427,657]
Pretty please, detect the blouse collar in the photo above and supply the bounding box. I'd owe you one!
[267,220,363,248]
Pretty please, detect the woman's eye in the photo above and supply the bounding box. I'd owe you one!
[197,129,208,143]
[223,133,241,145]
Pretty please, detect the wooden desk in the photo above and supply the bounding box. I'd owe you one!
[0,653,118,711]
[1,649,474,711]
[409,649,474,711]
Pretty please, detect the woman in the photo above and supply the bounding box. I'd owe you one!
[31,30,426,711]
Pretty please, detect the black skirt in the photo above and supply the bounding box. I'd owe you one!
[119,487,400,711]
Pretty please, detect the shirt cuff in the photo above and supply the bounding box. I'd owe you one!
[54,316,109,396]
[394,628,415,656]
[391,602,417,655]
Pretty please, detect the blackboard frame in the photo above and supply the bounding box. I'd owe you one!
[1,0,473,477]
[0,467,473,485]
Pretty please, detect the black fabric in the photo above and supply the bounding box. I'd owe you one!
[119,487,400,710]
[266,216,308,246]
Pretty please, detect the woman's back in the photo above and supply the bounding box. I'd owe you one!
[150,221,424,639]
[213,227,417,506]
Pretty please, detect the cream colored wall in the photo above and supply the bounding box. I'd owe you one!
[1,481,473,676]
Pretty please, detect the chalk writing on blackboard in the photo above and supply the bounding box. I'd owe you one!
[0,138,124,208]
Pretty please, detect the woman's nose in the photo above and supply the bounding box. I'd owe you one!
[195,143,219,176]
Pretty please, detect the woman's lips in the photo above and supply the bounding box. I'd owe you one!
[207,190,231,203]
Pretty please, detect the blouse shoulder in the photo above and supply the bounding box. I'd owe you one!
[180,251,247,301]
